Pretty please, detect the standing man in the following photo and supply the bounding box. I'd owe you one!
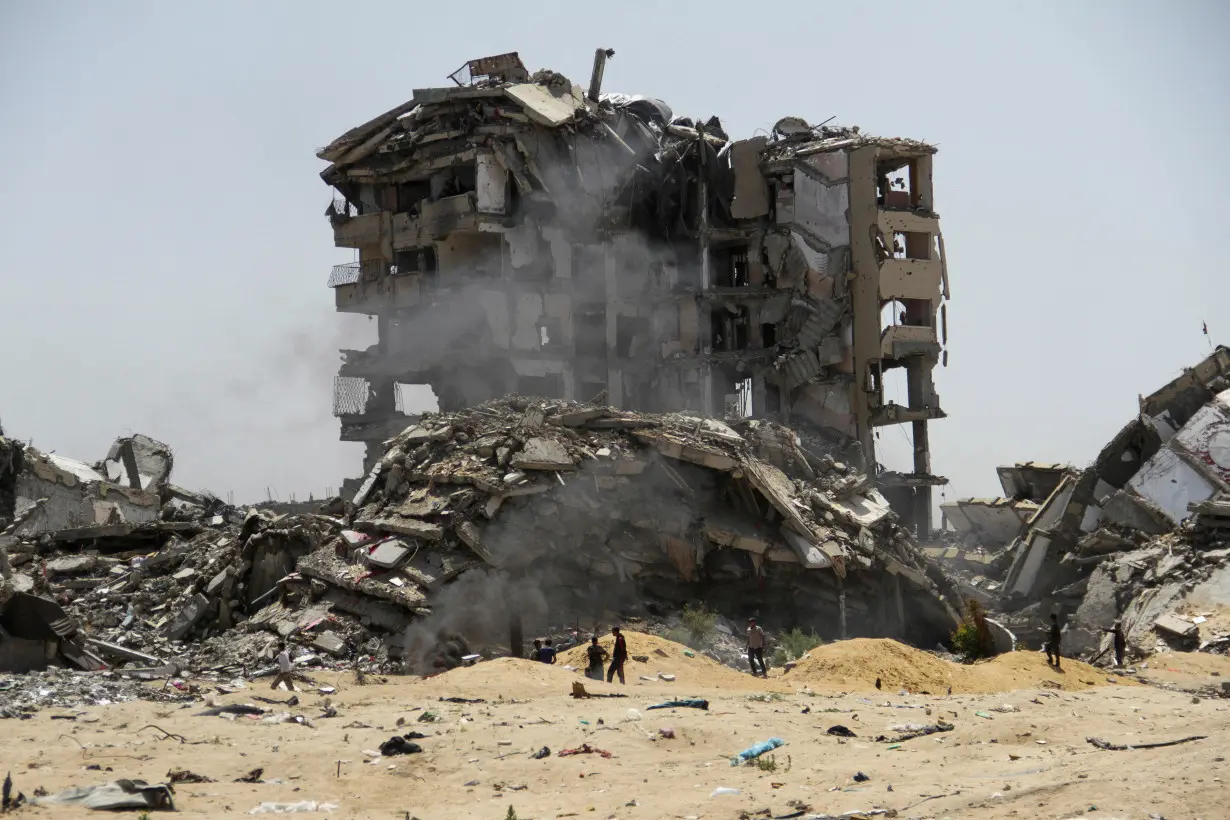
[271,642,297,692]
[1102,621,1127,667]
[746,618,768,677]
[585,636,607,681]
[607,626,628,684]
[1045,613,1062,669]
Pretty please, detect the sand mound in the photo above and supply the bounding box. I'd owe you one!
[959,650,1126,693]
[787,638,959,693]
[558,630,788,691]
[785,638,1123,694]
[408,657,576,697]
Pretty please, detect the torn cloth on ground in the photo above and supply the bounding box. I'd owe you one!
[31,779,175,811]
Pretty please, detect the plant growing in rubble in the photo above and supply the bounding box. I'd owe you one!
[777,627,823,663]
[950,599,994,661]
[680,603,717,642]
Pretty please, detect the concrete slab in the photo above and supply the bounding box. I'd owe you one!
[511,437,576,471]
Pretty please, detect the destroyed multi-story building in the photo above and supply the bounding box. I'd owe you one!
[932,346,1230,660]
[318,50,951,533]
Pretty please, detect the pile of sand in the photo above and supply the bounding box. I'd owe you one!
[557,630,787,691]
[785,638,1123,693]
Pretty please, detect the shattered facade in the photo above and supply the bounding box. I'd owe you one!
[930,347,1230,660]
[319,50,950,533]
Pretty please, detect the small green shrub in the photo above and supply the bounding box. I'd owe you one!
[755,753,778,772]
[681,603,718,641]
[778,627,822,661]
[951,599,994,660]
[504,807,519,820]
[770,648,789,667]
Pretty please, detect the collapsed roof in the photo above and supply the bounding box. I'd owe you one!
[335,396,961,670]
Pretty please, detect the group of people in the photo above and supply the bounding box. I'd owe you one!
[1045,613,1128,671]
[530,628,631,684]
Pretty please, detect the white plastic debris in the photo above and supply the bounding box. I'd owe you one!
[249,801,338,814]
[710,787,741,797]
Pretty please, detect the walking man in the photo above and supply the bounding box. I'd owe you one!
[271,643,297,692]
[746,618,768,677]
[1045,613,1062,670]
[606,626,628,684]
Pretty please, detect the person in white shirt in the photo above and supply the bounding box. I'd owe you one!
[746,618,767,677]
[271,643,297,691]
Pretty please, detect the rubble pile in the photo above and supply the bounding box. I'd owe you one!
[930,347,1230,664]
[341,395,961,673]
[2,398,966,693]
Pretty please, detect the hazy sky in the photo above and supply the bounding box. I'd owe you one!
[1,1,1227,506]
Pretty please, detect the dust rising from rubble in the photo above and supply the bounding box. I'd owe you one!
[400,568,549,674]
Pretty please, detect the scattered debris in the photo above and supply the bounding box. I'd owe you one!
[1086,735,1207,751]
[732,737,785,766]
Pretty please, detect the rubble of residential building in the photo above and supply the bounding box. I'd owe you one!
[1,393,970,708]
[929,346,1230,665]
[319,49,951,537]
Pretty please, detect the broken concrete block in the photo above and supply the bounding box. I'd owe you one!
[511,438,576,471]
[313,631,347,657]
[46,555,97,574]
[1154,612,1198,638]
[367,539,412,570]
[163,593,211,640]
[362,517,443,541]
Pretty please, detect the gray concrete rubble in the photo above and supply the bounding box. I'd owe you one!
[925,346,1230,666]
[347,395,962,675]
[319,48,951,536]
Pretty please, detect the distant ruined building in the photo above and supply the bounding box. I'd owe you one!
[318,50,951,534]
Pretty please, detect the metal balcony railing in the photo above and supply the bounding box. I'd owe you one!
[333,376,370,417]
[327,260,391,288]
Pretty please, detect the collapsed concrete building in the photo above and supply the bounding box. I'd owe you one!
[932,347,1230,659]
[0,431,248,672]
[335,397,963,672]
[318,50,951,534]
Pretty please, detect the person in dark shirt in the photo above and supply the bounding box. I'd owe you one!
[538,638,557,664]
[1045,613,1062,669]
[585,636,607,680]
[607,626,628,684]
[1102,622,1127,667]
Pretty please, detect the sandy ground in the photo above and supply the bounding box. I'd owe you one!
[4,635,1229,820]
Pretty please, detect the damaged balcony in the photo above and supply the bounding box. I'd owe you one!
[329,261,426,315]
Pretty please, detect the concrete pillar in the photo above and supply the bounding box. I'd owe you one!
[846,147,882,465]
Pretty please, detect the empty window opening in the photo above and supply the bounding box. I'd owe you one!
[712,245,751,288]
[616,315,652,358]
[881,299,932,330]
[575,306,607,358]
[394,247,438,275]
[762,322,778,347]
[536,316,563,349]
[395,181,432,215]
[517,373,564,399]
[579,378,607,403]
[395,384,440,415]
[764,382,782,415]
[711,305,750,352]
